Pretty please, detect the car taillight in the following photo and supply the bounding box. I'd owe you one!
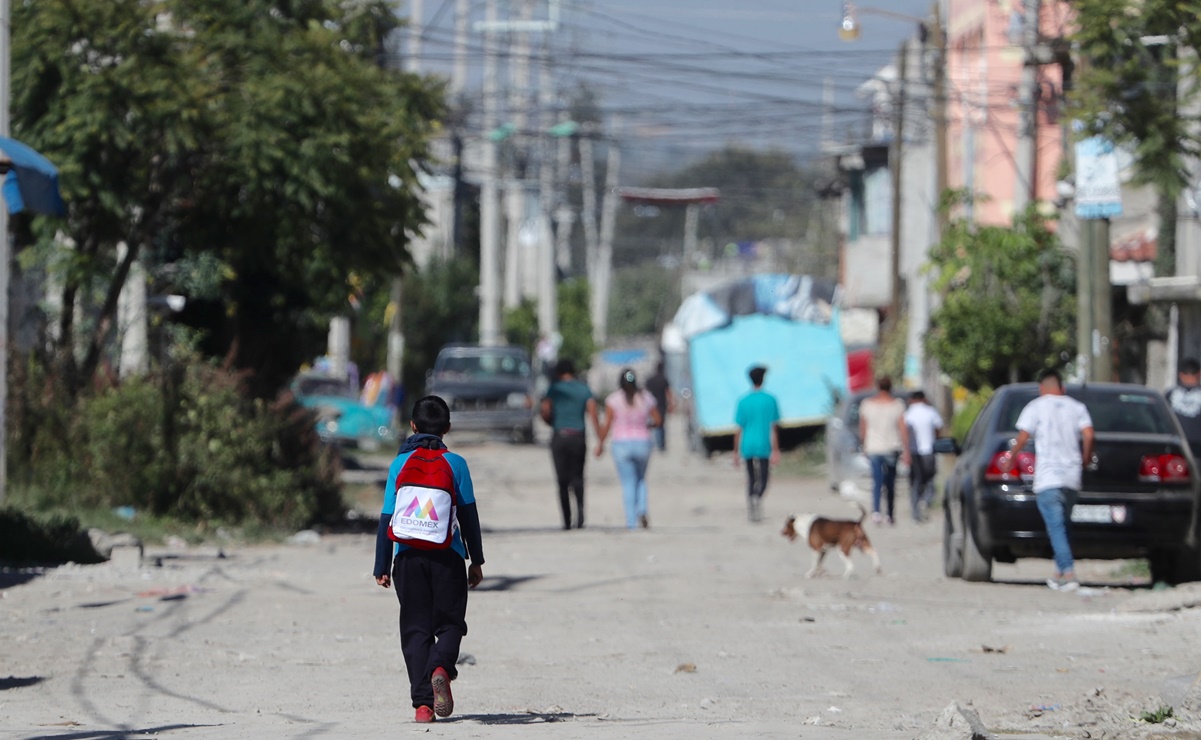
[1139,454,1191,483]
[985,451,1035,482]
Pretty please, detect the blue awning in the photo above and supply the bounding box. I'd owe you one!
[0,137,65,217]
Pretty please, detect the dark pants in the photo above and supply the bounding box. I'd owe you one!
[392,548,469,708]
[551,431,587,528]
[910,453,937,520]
[745,457,770,500]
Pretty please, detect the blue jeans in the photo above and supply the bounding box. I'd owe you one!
[611,440,652,528]
[869,453,899,520]
[1036,487,1078,574]
[652,425,666,452]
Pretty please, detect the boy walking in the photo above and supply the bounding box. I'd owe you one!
[734,366,781,523]
[374,396,485,723]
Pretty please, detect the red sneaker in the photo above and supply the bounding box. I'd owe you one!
[431,666,454,718]
[415,706,435,723]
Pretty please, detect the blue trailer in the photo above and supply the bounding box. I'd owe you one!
[662,275,849,456]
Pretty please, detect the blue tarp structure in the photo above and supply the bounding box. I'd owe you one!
[0,137,66,217]
[667,274,848,435]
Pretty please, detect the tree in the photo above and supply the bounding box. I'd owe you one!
[1070,0,1201,273]
[607,265,680,337]
[11,0,443,396]
[925,204,1076,391]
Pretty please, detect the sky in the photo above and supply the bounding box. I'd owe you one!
[405,0,939,177]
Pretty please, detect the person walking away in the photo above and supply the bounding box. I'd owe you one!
[1003,369,1094,591]
[644,361,676,452]
[859,376,909,525]
[904,390,943,522]
[595,368,661,528]
[1166,358,1201,457]
[733,365,781,523]
[540,359,600,529]
[374,396,485,723]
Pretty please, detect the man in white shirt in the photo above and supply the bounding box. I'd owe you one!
[904,390,943,522]
[1003,369,1095,591]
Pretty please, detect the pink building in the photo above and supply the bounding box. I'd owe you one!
[946,0,1072,225]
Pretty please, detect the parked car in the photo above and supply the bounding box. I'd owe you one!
[939,383,1201,584]
[426,345,536,443]
[825,390,874,492]
[291,373,396,451]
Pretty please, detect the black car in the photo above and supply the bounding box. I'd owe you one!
[939,383,1201,584]
[425,345,537,443]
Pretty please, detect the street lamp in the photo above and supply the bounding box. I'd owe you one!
[839,2,930,42]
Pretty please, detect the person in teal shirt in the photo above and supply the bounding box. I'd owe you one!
[540,359,600,529]
[734,365,781,523]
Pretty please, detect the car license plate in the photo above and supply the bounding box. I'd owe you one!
[1072,504,1127,524]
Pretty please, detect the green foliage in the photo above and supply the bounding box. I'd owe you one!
[504,299,540,356]
[558,279,596,371]
[925,205,1076,391]
[12,0,444,396]
[951,389,994,442]
[608,265,681,337]
[1069,0,1201,194]
[1138,706,1174,724]
[401,257,480,400]
[7,357,342,531]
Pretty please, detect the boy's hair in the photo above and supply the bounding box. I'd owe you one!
[748,366,767,387]
[1037,368,1063,387]
[1182,358,1201,375]
[411,395,452,435]
[876,375,892,392]
[555,358,576,378]
[910,390,926,402]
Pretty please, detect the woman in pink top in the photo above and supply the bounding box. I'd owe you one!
[596,368,662,528]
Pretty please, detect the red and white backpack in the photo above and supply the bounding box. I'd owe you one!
[388,448,457,549]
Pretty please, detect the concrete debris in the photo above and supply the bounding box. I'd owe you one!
[674,663,697,674]
[915,702,993,740]
[87,529,143,561]
[108,546,142,570]
[287,530,322,546]
[456,653,477,666]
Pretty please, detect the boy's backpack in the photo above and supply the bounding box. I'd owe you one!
[388,448,457,549]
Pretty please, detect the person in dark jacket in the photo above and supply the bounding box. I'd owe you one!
[374,396,484,723]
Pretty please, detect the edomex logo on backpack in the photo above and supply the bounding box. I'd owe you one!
[389,448,457,549]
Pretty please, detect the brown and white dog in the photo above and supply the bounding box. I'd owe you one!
[781,503,882,579]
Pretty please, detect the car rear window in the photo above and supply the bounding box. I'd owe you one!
[997,389,1175,434]
[435,353,531,379]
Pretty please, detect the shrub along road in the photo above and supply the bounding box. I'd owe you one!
[2,428,1199,739]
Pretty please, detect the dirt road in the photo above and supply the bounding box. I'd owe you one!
[3,429,1201,739]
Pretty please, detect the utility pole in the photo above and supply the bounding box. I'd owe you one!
[537,35,557,336]
[503,0,532,310]
[889,40,907,325]
[931,1,948,233]
[0,0,11,503]
[592,135,620,345]
[478,0,503,346]
[1014,0,1040,213]
[452,0,469,96]
[385,0,425,386]
[1090,218,1113,380]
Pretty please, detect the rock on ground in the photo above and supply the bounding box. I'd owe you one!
[915,702,993,740]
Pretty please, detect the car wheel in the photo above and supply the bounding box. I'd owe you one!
[520,425,536,445]
[943,503,964,579]
[1150,546,1201,586]
[961,506,993,582]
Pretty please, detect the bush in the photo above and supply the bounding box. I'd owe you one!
[7,356,342,532]
[0,507,100,564]
[951,388,994,442]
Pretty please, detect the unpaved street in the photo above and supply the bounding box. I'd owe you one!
[4,429,1201,739]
